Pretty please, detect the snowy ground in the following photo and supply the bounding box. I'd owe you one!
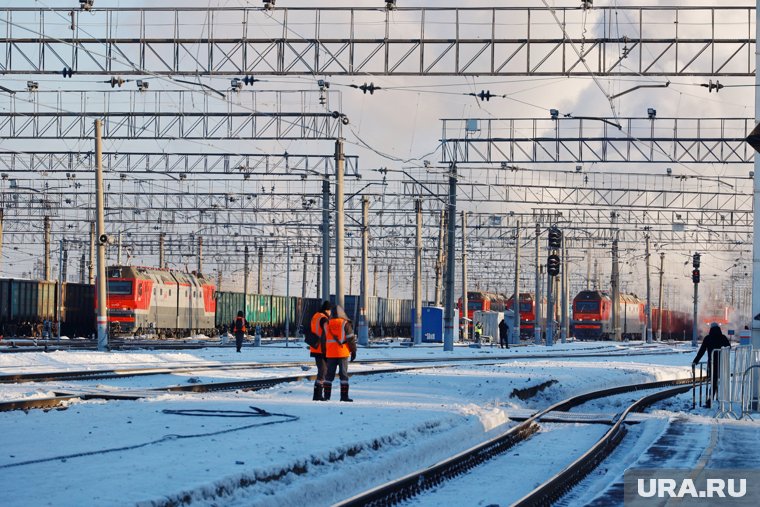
[0,340,755,506]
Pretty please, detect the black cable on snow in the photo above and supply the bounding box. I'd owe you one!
[0,406,298,469]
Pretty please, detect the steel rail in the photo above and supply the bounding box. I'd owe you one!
[512,383,692,506]
[334,377,694,507]
[0,346,681,385]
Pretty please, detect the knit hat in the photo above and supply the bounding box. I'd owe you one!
[710,322,719,328]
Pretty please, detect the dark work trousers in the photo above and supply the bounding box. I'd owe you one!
[235,331,245,352]
[312,353,327,384]
[325,357,349,384]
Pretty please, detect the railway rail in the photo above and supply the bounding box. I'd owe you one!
[0,345,684,385]
[334,377,695,507]
[0,349,689,414]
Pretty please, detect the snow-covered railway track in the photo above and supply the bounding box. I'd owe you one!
[0,346,685,385]
[335,378,696,507]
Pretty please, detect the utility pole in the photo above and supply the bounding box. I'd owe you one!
[593,258,599,289]
[117,231,122,265]
[335,139,345,309]
[257,247,263,294]
[359,196,369,346]
[443,164,457,351]
[217,269,223,291]
[560,236,568,343]
[321,175,330,303]
[386,265,391,299]
[88,222,95,283]
[461,210,468,342]
[243,246,249,318]
[692,253,701,348]
[94,119,108,351]
[316,254,321,299]
[79,254,86,284]
[44,215,51,280]
[57,239,64,341]
[158,232,165,269]
[0,209,3,277]
[645,232,653,343]
[300,252,308,334]
[513,220,521,345]
[373,264,378,297]
[611,232,621,341]
[434,210,445,307]
[658,252,665,342]
[534,224,542,344]
[197,236,203,274]
[285,245,290,345]
[751,0,760,411]
[414,198,423,345]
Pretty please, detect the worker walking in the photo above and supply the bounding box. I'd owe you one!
[232,310,247,353]
[693,322,731,407]
[474,321,483,344]
[307,301,332,401]
[324,305,357,402]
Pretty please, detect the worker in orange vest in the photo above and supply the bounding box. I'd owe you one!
[308,301,332,401]
[324,305,357,402]
[232,310,247,353]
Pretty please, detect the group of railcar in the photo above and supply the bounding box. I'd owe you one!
[0,267,414,339]
[0,278,94,337]
[482,289,698,341]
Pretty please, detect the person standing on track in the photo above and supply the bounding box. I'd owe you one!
[232,310,247,353]
[324,305,356,402]
[307,301,331,401]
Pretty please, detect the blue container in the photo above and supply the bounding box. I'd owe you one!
[411,306,444,343]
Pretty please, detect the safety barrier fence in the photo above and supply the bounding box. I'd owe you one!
[694,346,760,419]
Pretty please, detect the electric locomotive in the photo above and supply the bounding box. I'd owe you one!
[571,290,646,340]
[104,266,216,337]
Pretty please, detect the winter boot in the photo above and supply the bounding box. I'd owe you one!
[322,382,332,401]
[340,383,353,402]
[312,383,324,401]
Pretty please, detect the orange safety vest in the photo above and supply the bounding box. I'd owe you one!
[234,316,247,333]
[325,317,350,359]
[309,311,329,354]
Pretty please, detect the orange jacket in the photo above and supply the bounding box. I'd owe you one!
[325,317,350,358]
[309,311,329,354]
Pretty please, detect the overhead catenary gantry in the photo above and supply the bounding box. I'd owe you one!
[0,6,755,76]
[441,117,755,165]
[403,167,752,213]
[0,151,359,177]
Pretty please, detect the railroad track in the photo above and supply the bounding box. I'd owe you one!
[0,346,685,385]
[0,348,691,413]
[334,377,696,507]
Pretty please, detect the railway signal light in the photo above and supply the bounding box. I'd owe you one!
[692,252,701,269]
[548,227,562,249]
[547,254,561,277]
[692,269,700,284]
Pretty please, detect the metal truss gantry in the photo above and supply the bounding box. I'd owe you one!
[0,151,359,177]
[441,117,755,165]
[403,167,752,213]
[0,89,345,140]
[0,6,755,76]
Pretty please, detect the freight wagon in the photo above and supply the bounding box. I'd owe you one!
[0,278,95,338]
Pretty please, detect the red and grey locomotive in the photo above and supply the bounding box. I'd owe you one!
[103,266,216,337]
